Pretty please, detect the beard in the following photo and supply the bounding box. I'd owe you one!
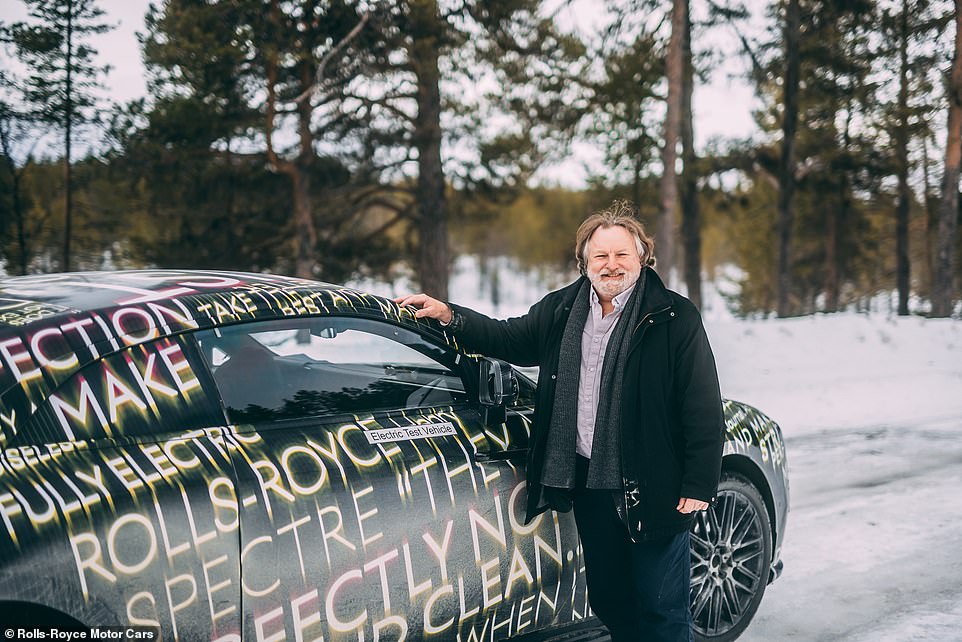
[588,265,642,300]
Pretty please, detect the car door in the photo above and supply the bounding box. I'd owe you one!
[195,313,581,642]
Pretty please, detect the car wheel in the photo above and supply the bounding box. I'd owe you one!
[690,472,773,642]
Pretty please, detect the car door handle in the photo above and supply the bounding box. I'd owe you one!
[475,449,528,462]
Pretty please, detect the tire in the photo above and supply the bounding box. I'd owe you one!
[690,473,773,642]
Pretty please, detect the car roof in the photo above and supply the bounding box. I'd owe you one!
[0,270,442,433]
[0,270,327,323]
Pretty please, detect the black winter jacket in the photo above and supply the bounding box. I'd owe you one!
[450,269,724,541]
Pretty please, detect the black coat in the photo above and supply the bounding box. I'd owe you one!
[451,269,724,541]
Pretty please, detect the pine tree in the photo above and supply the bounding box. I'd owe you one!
[140,0,387,279]
[1,0,112,272]
[0,100,37,274]
[932,0,962,317]
[740,0,884,315]
[583,24,663,216]
[138,0,582,293]
[878,0,948,315]
[363,1,586,298]
[777,0,801,316]
[658,0,686,281]
[679,0,702,309]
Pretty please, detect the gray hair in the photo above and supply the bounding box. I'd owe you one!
[575,200,656,275]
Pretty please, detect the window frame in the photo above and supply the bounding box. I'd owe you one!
[189,313,480,429]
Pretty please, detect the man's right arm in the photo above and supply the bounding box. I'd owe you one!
[448,303,540,366]
[394,293,541,366]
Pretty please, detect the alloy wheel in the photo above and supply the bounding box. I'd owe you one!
[690,475,772,641]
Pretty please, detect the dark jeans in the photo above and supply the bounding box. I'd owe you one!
[572,456,693,642]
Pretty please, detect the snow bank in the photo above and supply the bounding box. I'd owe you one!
[710,314,962,439]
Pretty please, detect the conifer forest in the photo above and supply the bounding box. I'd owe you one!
[1,0,960,317]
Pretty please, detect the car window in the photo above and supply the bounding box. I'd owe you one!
[196,317,468,423]
[24,335,224,445]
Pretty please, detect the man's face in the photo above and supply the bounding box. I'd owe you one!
[585,225,643,301]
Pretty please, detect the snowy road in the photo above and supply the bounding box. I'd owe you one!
[739,417,962,642]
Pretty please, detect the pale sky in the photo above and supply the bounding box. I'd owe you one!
[2,0,763,187]
[2,0,150,104]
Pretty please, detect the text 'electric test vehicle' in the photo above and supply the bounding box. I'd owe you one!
[0,271,788,642]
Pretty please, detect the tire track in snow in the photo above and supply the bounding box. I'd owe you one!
[739,418,962,641]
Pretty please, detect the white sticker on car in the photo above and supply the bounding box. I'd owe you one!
[363,422,457,443]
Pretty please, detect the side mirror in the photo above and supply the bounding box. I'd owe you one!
[479,358,519,407]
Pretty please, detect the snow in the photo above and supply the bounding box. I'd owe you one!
[710,313,962,437]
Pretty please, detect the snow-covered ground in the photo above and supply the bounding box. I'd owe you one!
[713,313,962,641]
[711,313,962,436]
[413,257,962,642]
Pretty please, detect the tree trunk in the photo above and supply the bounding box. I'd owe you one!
[895,0,912,316]
[932,1,962,317]
[777,0,801,317]
[264,3,319,281]
[0,124,28,274]
[830,175,852,313]
[291,170,316,279]
[411,1,449,299]
[658,0,685,280]
[679,0,702,309]
[13,164,26,274]
[922,134,936,293]
[63,0,74,273]
[825,206,838,312]
[826,98,854,313]
[293,62,318,280]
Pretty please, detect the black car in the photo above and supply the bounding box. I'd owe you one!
[0,270,788,641]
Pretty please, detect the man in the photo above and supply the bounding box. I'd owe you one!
[396,200,724,642]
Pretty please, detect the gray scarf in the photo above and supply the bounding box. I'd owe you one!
[541,271,647,490]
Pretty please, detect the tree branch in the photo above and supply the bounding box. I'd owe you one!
[752,161,780,189]
[293,12,370,104]
[357,207,411,243]
[343,93,418,122]
[706,0,764,85]
[342,183,415,205]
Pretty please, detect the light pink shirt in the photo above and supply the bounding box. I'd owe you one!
[576,284,635,458]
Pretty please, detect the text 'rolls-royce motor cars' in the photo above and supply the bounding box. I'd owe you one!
[0,271,788,642]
